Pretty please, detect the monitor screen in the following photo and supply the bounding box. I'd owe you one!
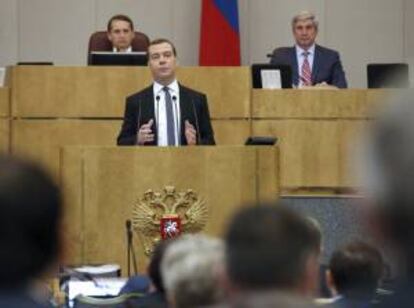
[251,64,293,89]
[367,63,409,88]
[89,52,148,66]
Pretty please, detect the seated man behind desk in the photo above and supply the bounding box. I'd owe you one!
[117,38,215,146]
[107,14,136,53]
[270,11,347,88]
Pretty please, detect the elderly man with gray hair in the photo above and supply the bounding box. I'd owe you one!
[270,11,347,88]
[161,234,225,308]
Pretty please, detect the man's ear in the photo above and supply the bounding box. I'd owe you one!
[326,269,338,296]
[300,253,319,296]
[107,32,113,42]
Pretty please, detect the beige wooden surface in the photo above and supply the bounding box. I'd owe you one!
[10,66,250,119]
[211,119,251,145]
[11,120,121,178]
[11,119,250,177]
[0,87,9,117]
[252,89,387,119]
[61,146,279,272]
[0,120,9,153]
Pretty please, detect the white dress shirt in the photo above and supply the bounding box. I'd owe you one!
[295,44,315,87]
[153,80,181,146]
[112,46,133,53]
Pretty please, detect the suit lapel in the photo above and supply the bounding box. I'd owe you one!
[179,85,194,145]
[291,46,299,86]
[312,45,322,84]
[139,85,157,144]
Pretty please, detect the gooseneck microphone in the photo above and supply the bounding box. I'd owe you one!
[156,95,160,140]
[125,220,138,277]
[172,96,180,145]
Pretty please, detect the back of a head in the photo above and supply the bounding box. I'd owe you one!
[225,203,320,291]
[161,234,224,308]
[363,90,414,265]
[329,241,383,300]
[147,239,174,294]
[0,156,61,287]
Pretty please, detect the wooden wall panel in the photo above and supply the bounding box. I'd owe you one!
[11,66,152,117]
[61,146,279,271]
[253,120,341,189]
[0,87,10,117]
[252,89,381,119]
[11,66,250,119]
[11,120,121,177]
[0,120,10,153]
[211,119,250,145]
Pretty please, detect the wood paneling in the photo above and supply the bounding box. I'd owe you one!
[0,87,9,117]
[10,66,250,119]
[0,120,9,153]
[11,119,121,177]
[61,146,279,271]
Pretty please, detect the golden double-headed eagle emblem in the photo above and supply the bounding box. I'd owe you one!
[132,186,209,255]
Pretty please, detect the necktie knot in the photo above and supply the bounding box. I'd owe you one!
[302,51,310,58]
[163,86,170,93]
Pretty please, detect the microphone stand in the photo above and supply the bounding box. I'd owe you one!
[126,220,138,277]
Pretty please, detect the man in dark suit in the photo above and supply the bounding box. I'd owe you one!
[117,38,215,146]
[270,11,347,88]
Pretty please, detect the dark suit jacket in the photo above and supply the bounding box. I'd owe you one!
[270,45,348,88]
[0,290,53,308]
[117,84,215,146]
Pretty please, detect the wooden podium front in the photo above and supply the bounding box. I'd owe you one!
[61,145,279,273]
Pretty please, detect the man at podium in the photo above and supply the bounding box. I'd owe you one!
[117,38,215,146]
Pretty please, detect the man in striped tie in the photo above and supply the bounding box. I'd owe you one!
[270,11,348,89]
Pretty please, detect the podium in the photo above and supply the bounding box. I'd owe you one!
[61,145,279,273]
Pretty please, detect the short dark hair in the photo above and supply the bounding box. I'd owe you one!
[148,38,177,57]
[329,241,383,299]
[225,203,320,290]
[0,156,61,288]
[107,14,134,32]
[148,239,174,293]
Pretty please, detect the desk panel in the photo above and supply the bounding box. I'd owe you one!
[10,66,250,119]
[0,87,9,117]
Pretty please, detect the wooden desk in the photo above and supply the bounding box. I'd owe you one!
[61,146,279,272]
[251,89,390,193]
[0,87,10,153]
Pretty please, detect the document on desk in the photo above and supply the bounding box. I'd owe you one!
[261,69,281,89]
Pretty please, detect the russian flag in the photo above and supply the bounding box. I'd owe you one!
[199,0,241,66]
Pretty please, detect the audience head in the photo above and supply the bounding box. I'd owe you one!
[148,239,173,294]
[291,11,318,50]
[327,241,383,300]
[107,14,135,52]
[362,90,414,275]
[225,203,320,296]
[161,234,224,308]
[305,216,323,254]
[148,38,178,85]
[0,155,62,288]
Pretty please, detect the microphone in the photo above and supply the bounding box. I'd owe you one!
[189,98,201,145]
[172,96,180,145]
[125,220,138,277]
[155,95,160,137]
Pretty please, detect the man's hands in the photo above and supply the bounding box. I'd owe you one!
[137,119,154,145]
[137,119,197,145]
[185,120,197,145]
